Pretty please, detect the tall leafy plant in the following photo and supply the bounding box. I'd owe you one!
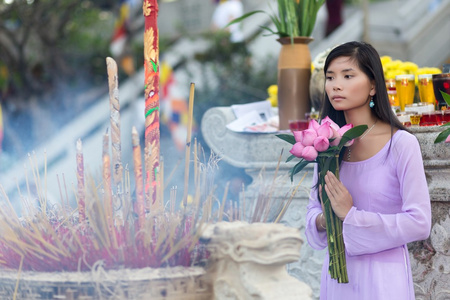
[228,0,325,39]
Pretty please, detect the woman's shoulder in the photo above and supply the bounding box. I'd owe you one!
[392,129,418,144]
[390,129,421,155]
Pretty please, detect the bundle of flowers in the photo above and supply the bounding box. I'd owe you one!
[277,117,368,283]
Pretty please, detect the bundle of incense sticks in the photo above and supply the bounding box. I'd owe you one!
[0,140,302,273]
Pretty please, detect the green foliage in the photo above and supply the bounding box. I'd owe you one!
[337,125,368,148]
[275,133,296,145]
[227,0,325,38]
[440,90,450,106]
[434,91,450,144]
[0,0,115,97]
[434,125,450,144]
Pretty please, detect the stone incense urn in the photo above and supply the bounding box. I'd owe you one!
[201,222,312,300]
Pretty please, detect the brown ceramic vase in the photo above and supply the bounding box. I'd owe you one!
[277,36,313,130]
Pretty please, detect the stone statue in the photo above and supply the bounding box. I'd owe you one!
[202,221,312,300]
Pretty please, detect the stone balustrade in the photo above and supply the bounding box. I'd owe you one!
[201,106,450,300]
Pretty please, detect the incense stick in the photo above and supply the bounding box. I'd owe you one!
[132,126,145,229]
[13,254,23,300]
[76,139,86,223]
[106,57,123,195]
[182,83,195,207]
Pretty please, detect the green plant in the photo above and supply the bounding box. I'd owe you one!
[434,91,450,144]
[227,0,325,39]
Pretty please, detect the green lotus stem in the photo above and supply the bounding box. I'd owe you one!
[319,155,348,283]
[334,154,348,283]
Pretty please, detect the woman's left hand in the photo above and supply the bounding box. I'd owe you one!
[324,171,353,220]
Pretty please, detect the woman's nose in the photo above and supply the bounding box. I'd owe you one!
[333,85,341,91]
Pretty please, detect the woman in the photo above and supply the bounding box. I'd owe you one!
[305,41,431,299]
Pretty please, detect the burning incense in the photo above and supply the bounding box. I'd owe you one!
[102,129,113,230]
[182,83,195,207]
[76,138,86,223]
[132,126,145,229]
[106,57,123,195]
[143,0,160,205]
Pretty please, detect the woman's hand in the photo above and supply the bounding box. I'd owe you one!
[324,171,353,220]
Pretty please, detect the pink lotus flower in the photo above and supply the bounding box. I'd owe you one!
[293,130,304,143]
[314,136,330,152]
[302,129,318,146]
[317,122,333,139]
[285,117,361,161]
[302,146,318,161]
[290,142,305,158]
[330,128,341,146]
[338,124,354,147]
[446,135,450,143]
[308,119,320,131]
[321,116,340,132]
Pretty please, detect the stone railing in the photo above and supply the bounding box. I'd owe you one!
[201,106,450,300]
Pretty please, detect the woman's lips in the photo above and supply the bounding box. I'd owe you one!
[332,95,345,101]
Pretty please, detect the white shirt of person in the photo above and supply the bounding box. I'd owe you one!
[211,0,244,43]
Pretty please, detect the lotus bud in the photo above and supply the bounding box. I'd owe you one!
[317,122,333,139]
[338,124,353,136]
[321,116,340,131]
[302,129,318,146]
[293,130,304,143]
[344,139,355,147]
[313,136,330,152]
[290,142,305,158]
[301,146,318,161]
[308,119,320,131]
[330,128,342,146]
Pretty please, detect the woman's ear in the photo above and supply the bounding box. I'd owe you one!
[369,81,376,97]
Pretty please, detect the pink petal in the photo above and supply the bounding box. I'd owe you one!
[338,123,354,136]
[330,137,342,146]
[290,142,305,157]
[313,136,330,152]
[302,129,318,146]
[445,134,450,143]
[344,139,354,147]
[330,128,341,146]
[321,116,340,131]
[317,122,333,139]
[293,130,304,143]
[308,119,320,131]
[301,146,318,161]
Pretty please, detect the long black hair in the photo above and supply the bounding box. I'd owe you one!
[321,41,407,132]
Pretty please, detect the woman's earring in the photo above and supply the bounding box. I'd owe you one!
[369,96,375,108]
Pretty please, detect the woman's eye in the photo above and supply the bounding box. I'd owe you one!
[344,75,353,79]
[326,76,333,80]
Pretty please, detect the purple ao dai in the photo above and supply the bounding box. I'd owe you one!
[305,130,431,299]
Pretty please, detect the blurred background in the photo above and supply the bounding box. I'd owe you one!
[0,0,449,208]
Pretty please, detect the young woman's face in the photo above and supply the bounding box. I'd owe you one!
[325,56,375,112]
